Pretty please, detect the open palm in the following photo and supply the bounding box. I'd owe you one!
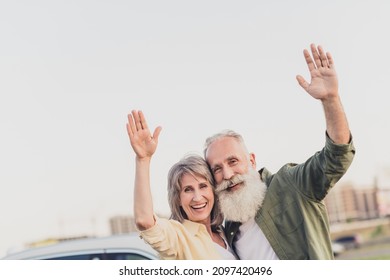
[296,44,338,101]
[127,110,162,159]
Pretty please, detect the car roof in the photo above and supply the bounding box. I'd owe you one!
[2,233,159,260]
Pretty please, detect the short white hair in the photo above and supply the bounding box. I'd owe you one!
[203,129,249,158]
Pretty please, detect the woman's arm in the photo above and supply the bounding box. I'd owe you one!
[126,110,162,230]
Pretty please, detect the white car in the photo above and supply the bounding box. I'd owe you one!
[2,234,159,260]
[331,242,345,257]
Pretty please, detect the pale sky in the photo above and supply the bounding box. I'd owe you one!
[1,0,390,257]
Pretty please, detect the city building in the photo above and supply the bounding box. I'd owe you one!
[325,182,390,224]
[109,215,136,234]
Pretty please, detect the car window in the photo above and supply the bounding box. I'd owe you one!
[104,253,151,260]
[46,253,104,260]
[44,252,153,260]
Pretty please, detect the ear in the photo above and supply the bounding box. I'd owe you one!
[249,153,256,169]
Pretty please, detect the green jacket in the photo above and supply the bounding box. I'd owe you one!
[225,134,356,259]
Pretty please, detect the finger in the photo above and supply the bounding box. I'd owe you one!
[303,49,316,72]
[318,45,329,68]
[126,123,133,141]
[296,75,309,92]
[139,110,148,130]
[310,43,322,69]
[326,52,335,68]
[127,113,136,137]
[132,110,142,131]
[152,126,162,142]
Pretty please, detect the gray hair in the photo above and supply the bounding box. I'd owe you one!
[203,129,248,158]
[167,154,223,231]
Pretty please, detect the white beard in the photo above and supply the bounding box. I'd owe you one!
[216,168,267,223]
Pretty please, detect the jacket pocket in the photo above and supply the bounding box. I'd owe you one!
[269,200,304,235]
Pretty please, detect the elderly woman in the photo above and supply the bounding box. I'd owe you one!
[126,110,236,260]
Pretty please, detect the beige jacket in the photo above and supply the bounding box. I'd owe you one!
[140,216,222,260]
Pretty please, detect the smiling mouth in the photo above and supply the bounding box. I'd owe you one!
[191,202,207,210]
[226,182,242,192]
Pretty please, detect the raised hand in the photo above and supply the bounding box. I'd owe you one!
[126,110,162,160]
[296,44,338,102]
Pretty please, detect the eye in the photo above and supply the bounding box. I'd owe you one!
[183,187,193,193]
[228,158,238,165]
[213,167,221,174]
[200,183,208,189]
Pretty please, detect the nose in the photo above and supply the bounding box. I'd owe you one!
[192,189,202,202]
[222,167,234,180]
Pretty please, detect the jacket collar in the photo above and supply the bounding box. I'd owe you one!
[182,219,208,236]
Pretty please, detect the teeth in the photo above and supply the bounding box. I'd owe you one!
[226,182,242,191]
[192,203,207,209]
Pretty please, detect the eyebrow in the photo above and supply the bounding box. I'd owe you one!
[211,164,221,171]
[227,155,238,161]
[214,155,238,166]
[181,177,208,189]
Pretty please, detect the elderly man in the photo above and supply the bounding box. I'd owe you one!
[204,44,355,260]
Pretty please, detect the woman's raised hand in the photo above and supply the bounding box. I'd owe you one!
[126,110,162,160]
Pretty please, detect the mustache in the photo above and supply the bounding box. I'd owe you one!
[216,174,245,193]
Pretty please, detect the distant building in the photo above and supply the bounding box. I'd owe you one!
[109,216,136,234]
[324,181,390,224]
[26,235,91,248]
[109,213,170,235]
[377,189,390,217]
[325,183,359,223]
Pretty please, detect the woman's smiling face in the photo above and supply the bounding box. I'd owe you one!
[179,173,215,225]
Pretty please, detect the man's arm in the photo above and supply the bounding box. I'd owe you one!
[296,44,350,144]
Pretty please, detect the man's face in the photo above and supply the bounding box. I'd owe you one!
[205,137,256,187]
[205,136,265,222]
